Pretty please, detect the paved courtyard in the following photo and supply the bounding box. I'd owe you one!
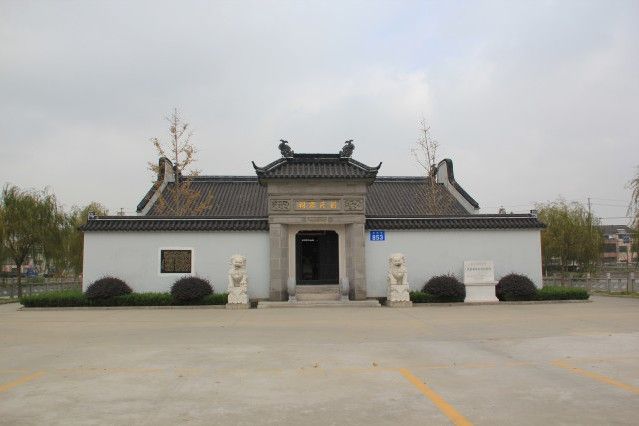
[1,296,638,425]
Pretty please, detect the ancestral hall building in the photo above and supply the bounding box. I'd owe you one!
[82,141,544,300]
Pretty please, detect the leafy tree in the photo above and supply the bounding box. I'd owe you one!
[65,202,108,274]
[628,165,639,226]
[626,166,638,267]
[41,202,108,276]
[0,185,63,296]
[537,199,602,276]
[0,209,8,267]
[148,108,212,215]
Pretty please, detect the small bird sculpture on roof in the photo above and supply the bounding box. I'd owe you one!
[340,139,355,158]
[278,139,294,158]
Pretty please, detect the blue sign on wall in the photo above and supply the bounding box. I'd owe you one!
[370,230,385,241]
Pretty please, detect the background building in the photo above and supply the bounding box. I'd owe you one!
[600,225,637,265]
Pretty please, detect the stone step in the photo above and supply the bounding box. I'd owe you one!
[257,300,381,309]
[296,293,341,301]
[295,285,340,294]
[295,285,340,301]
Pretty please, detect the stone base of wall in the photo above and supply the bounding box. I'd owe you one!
[385,300,413,308]
[226,303,250,309]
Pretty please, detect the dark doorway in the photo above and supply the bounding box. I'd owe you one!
[295,230,339,285]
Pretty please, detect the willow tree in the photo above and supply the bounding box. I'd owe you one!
[148,108,212,215]
[0,185,62,296]
[50,202,109,275]
[537,200,602,277]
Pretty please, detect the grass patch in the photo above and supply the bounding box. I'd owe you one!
[536,286,589,300]
[20,291,229,307]
[20,291,88,307]
[410,292,442,303]
[0,298,20,305]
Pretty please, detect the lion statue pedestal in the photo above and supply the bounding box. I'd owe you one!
[226,254,250,309]
[386,253,412,308]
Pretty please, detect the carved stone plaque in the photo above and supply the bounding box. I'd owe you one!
[343,198,364,211]
[270,199,290,211]
[463,260,495,284]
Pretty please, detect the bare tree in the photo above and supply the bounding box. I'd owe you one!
[148,109,212,216]
[412,117,440,214]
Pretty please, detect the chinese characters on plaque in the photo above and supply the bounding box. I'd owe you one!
[294,200,339,210]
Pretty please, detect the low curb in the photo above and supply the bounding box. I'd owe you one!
[258,300,381,309]
[591,292,639,299]
[17,299,592,310]
[19,305,227,311]
[412,299,592,307]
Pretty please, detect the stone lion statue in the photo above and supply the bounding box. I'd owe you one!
[387,253,410,304]
[388,253,408,286]
[227,254,248,305]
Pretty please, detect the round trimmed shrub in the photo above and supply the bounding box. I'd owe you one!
[170,277,213,303]
[423,275,465,302]
[85,276,132,300]
[496,273,537,301]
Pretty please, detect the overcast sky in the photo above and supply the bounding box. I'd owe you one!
[1,0,637,224]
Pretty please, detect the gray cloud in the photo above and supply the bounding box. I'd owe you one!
[1,0,637,223]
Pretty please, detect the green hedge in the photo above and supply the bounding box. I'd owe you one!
[409,292,438,303]
[410,286,589,303]
[536,286,589,301]
[20,291,228,308]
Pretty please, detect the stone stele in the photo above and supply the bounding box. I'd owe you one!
[226,254,250,309]
[463,260,498,303]
[386,253,412,307]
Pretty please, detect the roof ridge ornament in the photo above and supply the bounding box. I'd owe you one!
[339,139,354,158]
[278,139,294,158]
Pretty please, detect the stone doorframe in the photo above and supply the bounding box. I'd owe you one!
[287,224,347,287]
[268,217,367,301]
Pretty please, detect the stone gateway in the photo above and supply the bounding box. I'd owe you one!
[81,141,544,302]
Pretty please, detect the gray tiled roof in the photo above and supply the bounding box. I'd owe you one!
[253,153,381,181]
[144,175,469,217]
[367,177,468,216]
[146,177,268,217]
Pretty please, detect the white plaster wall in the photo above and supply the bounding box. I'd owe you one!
[83,232,270,298]
[365,229,542,297]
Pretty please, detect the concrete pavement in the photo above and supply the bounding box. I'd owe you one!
[1,296,638,425]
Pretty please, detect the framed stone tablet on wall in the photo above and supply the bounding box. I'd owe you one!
[160,249,192,273]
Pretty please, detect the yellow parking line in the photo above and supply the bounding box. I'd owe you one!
[0,371,45,393]
[552,360,639,395]
[399,368,473,426]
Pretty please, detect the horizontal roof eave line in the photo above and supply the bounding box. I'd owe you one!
[365,215,536,220]
[91,216,269,221]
